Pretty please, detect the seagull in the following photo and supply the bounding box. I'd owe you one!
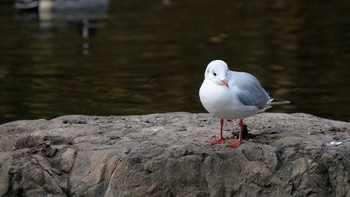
[199,60,289,148]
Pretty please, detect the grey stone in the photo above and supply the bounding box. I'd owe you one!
[0,112,349,196]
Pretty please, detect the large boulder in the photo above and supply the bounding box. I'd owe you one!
[0,112,349,196]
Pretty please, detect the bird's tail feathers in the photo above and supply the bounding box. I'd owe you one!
[259,100,289,113]
[267,93,290,105]
[257,105,272,113]
[269,100,291,105]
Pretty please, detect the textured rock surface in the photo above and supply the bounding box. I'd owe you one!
[0,112,349,197]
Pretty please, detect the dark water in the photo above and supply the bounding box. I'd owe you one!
[0,0,349,124]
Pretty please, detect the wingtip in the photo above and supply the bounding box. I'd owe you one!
[269,100,291,105]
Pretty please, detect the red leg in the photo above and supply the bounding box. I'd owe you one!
[207,119,225,144]
[227,119,243,148]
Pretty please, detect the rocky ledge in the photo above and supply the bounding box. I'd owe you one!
[0,112,349,197]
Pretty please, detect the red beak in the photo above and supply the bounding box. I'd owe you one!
[221,79,229,88]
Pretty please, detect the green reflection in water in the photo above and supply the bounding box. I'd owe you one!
[0,0,349,123]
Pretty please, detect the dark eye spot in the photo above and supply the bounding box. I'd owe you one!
[213,72,217,76]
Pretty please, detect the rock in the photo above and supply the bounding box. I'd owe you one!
[0,112,349,196]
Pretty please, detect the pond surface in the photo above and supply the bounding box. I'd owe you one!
[0,0,349,124]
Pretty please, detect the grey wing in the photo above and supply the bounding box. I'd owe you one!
[232,72,271,110]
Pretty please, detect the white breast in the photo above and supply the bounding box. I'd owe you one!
[199,79,260,120]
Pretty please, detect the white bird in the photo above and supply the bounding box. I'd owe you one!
[199,60,289,148]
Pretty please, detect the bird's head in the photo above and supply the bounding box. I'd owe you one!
[204,60,230,88]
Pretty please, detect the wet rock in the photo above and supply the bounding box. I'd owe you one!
[0,112,349,196]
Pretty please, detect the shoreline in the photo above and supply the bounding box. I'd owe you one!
[0,112,349,196]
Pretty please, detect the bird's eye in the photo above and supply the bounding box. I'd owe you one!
[213,72,217,76]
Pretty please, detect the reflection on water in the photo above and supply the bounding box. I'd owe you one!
[0,0,349,124]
